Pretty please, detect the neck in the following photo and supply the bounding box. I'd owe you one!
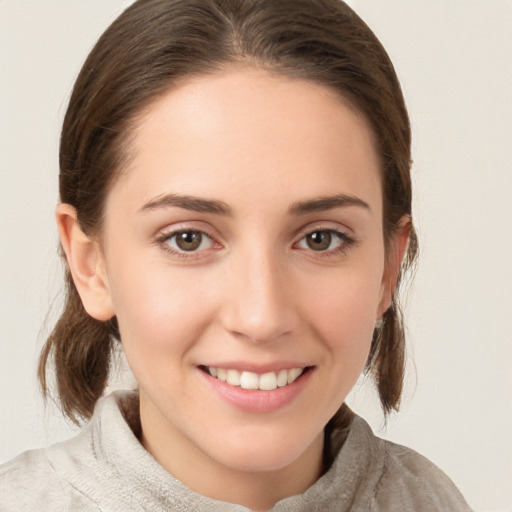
[139,396,324,510]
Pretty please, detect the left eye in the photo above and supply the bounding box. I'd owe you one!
[297,230,345,252]
[164,231,214,252]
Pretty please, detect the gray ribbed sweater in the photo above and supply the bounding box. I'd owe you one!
[0,390,472,511]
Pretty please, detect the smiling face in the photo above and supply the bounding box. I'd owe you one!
[66,67,398,504]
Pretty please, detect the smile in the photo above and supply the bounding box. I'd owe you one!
[204,366,308,391]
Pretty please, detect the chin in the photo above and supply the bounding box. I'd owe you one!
[207,426,321,474]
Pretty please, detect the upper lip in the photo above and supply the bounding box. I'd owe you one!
[198,361,313,373]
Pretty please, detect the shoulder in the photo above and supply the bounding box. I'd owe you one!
[0,441,97,512]
[0,393,128,512]
[305,412,474,512]
[366,426,474,511]
[0,391,143,512]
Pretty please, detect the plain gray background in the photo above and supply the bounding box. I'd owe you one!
[1,1,511,510]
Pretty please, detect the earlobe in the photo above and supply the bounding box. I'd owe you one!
[56,203,115,321]
[377,216,411,319]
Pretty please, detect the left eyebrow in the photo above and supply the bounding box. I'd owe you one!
[139,193,233,215]
[288,194,371,215]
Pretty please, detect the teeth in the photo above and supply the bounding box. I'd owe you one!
[226,369,241,386]
[240,371,259,390]
[287,368,303,384]
[259,372,277,391]
[277,369,288,387]
[206,367,306,390]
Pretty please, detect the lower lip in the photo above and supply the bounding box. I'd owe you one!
[198,368,314,413]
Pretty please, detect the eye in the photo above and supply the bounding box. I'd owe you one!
[163,230,214,253]
[296,229,349,252]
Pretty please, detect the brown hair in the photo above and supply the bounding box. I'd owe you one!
[39,0,418,424]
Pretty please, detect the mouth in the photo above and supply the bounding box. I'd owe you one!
[199,365,313,391]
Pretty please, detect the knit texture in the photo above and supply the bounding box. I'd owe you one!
[0,390,473,511]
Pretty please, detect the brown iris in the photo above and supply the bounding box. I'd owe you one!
[175,231,203,251]
[305,231,332,251]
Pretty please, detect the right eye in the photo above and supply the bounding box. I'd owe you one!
[162,230,215,254]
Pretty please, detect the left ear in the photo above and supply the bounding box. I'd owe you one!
[377,215,411,319]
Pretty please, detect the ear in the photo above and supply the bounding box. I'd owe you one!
[377,215,411,319]
[56,203,115,321]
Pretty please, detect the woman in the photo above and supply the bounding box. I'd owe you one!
[0,0,472,510]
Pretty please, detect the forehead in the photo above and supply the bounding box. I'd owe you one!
[110,68,382,216]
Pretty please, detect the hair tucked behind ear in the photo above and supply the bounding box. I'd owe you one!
[38,270,116,424]
[40,0,418,423]
[364,228,418,416]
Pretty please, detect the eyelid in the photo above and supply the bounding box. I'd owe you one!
[292,224,358,256]
[153,221,357,259]
[293,221,354,241]
[154,223,223,258]
[167,231,214,251]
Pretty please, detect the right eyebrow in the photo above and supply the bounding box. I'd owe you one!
[139,193,233,215]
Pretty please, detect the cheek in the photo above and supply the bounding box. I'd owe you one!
[106,256,218,366]
[303,265,383,345]
[293,268,382,423]
[310,289,376,378]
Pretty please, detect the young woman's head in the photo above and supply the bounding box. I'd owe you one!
[40,0,417,465]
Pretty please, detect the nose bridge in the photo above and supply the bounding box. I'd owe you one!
[221,241,297,344]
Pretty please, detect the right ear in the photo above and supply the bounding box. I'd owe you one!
[56,203,115,321]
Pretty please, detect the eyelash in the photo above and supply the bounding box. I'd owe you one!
[155,227,357,259]
[295,228,357,258]
[155,229,218,259]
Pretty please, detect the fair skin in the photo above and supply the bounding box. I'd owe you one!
[57,68,408,510]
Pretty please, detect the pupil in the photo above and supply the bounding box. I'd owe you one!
[307,231,331,251]
[176,231,201,251]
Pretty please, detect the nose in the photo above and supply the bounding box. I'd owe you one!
[220,247,299,344]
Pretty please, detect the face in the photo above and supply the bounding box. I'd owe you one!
[90,68,395,488]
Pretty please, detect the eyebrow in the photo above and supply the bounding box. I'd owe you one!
[140,193,233,215]
[139,192,370,216]
[288,194,371,215]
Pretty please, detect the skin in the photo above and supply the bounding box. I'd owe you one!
[57,68,408,510]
